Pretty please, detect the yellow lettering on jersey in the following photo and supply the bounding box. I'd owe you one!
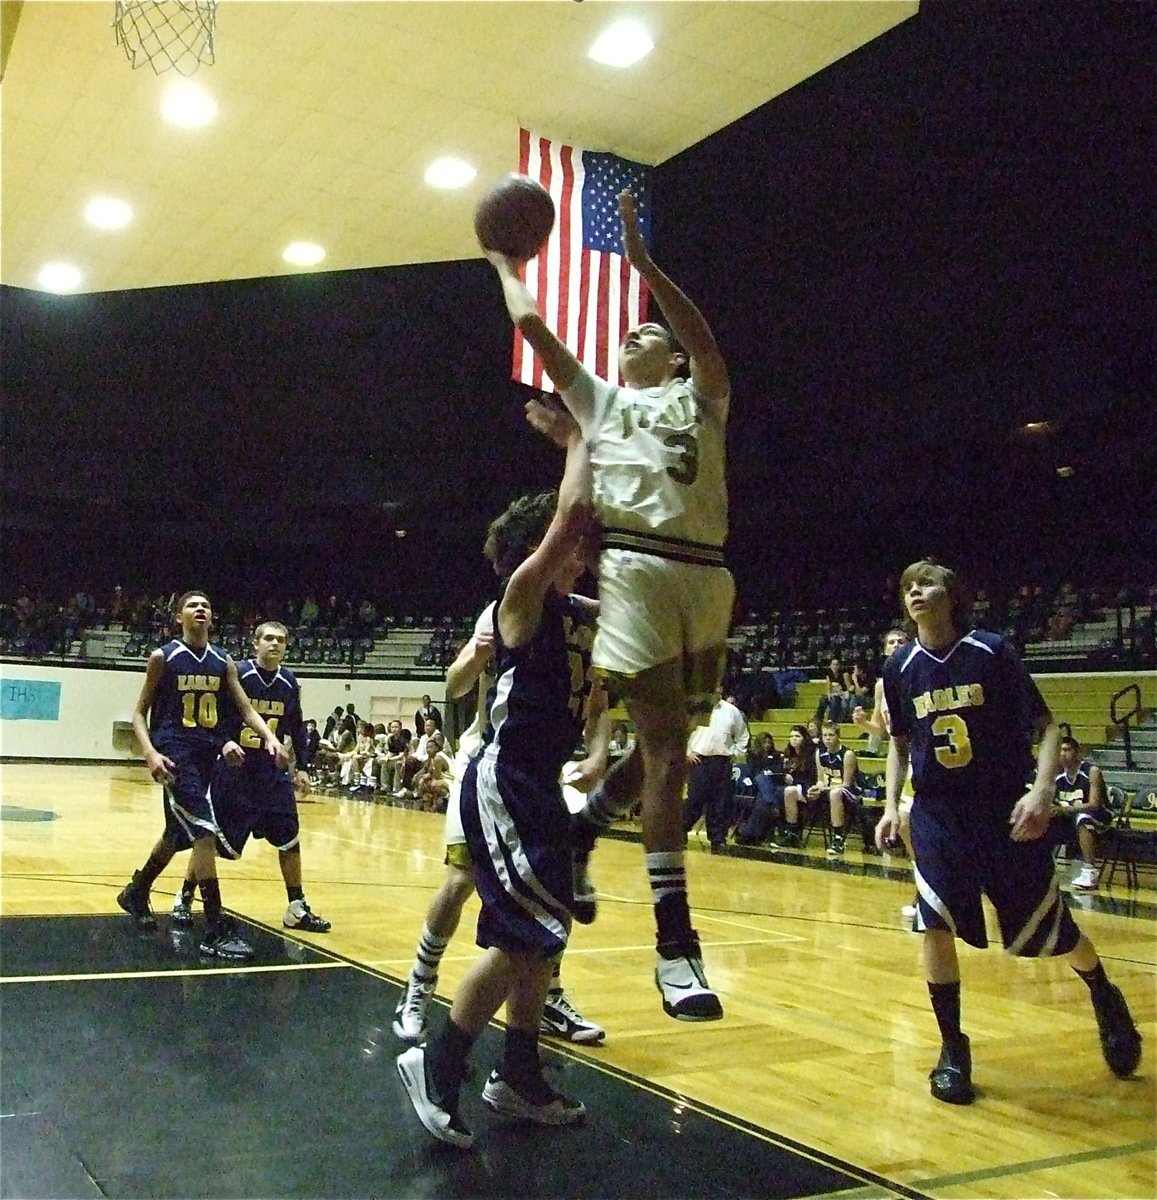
[250,699,286,717]
[914,683,985,721]
[178,674,220,692]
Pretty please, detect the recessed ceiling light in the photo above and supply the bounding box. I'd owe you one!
[589,20,654,68]
[1023,420,1052,433]
[162,80,217,128]
[38,263,83,293]
[424,157,477,189]
[283,242,326,267]
[1056,465,1076,478]
[85,197,133,230]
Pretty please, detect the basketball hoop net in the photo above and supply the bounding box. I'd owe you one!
[113,1,218,77]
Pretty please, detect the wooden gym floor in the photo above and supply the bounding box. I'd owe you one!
[1,763,1154,1199]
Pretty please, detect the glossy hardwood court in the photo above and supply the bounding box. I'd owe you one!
[2,763,1154,1199]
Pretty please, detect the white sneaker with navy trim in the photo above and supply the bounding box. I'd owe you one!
[655,950,723,1021]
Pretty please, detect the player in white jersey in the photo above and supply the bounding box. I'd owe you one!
[487,191,733,1020]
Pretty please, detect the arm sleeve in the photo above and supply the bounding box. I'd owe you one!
[560,362,616,437]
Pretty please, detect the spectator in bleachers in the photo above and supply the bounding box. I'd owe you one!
[413,735,453,813]
[1051,735,1109,891]
[733,733,785,845]
[413,715,444,762]
[299,719,321,777]
[322,706,343,742]
[806,722,860,856]
[778,725,818,847]
[375,720,407,794]
[346,721,377,792]
[414,694,442,733]
[816,656,849,724]
[298,595,320,627]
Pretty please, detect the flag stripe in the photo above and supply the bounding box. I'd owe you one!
[513,129,650,391]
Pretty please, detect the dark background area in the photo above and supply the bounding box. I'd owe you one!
[3,0,1154,619]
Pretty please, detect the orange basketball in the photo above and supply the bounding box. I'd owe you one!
[474,174,555,261]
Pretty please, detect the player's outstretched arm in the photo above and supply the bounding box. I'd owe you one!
[498,431,595,649]
[617,191,729,419]
[485,249,585,406]
[445,627,494,701]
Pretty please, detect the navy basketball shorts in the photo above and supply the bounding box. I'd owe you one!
[911,799,1081,956]
[461,753,573,960]
[157,740,224,850]
[211,757,301,859]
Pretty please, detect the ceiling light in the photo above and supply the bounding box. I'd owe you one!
[84,197,133,230]
[1056,465,1076,478]
[1022,420,1052,433]
[424,157,477,189]
[283,242,326,267]
[38,263,83,293]
[161,80,217,128]
[589,20,654,68]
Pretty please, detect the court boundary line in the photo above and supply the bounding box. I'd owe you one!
[0,960,348,985]
[234,912,933,1200]
[913,1137,1157,1189]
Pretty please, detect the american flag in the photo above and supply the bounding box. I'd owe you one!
[513,128,652,390]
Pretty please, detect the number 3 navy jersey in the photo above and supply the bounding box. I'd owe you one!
[148,639,230,753]
[227,658,305,774]
[882,630,1049,817]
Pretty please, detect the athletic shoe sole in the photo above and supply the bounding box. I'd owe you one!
[481,1073,586,1125]
[397,1047,474,1148]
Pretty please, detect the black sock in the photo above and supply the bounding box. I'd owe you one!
[179,878,197,903]
[502,1028,551,1101]
[199,877,223,925]
[287,885,304,904]
[1074,960,1112,1002]
[654,892,695,953]
[928,981,964,1044]
[428,1018,474,1102]
[138,848,171,891]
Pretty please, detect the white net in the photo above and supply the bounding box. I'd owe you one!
[113,1,218,77]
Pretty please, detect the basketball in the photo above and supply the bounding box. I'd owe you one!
[474,174,555,261]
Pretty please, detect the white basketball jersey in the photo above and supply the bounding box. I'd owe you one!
[565,367,727,563]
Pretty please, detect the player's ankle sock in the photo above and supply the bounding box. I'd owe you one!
[501,1028,549,1098]
[549,961,562,989]
[648,852,693,949]
[179,878,197,904]
[411,924,450,981]
[1074,960,1112,1003]
[581,779,633,834]
[286,885,304,904]
[928,981,963,1043]
[428,1018,474,1100]
[138,849,170,891]
[199,878,223,925]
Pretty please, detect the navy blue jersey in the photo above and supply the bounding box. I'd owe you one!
[883,630,1048,815]
[482,591,596,787]
[148,639,230,752]
[817,745,847,788]
[228,659,304,773]
[1054,760,1099,809]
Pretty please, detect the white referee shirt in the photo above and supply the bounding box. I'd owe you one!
[687,698,749,758]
